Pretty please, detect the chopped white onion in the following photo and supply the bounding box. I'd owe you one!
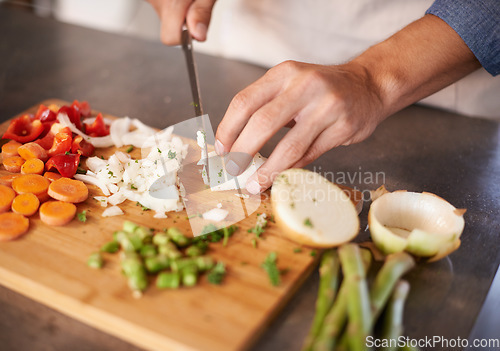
[108,190,127,206]
[109,116,131,147]
[102,206,124,217]
[78,130,187,217]
[86,157,108,173]
[202,208,229,222]
[93,196,108,207]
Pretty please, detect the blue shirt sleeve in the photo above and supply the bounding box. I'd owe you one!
[426,0,500,76]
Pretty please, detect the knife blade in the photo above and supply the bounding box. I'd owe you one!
[181,26,210,183]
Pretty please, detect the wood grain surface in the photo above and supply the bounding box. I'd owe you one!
[0,100,362,351]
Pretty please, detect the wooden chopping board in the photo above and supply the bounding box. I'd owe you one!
[0,99,363,351]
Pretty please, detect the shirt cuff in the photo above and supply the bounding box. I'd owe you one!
[426,0,500,76]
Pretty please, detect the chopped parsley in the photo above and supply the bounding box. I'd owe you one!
[207,262,226,285]
[218,169,223,177]
[251,238,257,249]
[201,223,218,235]
[77,166,87,174]
[168,150,176,159]
[125,145,134,153]
[247,213,268,238]
[304,218,313,228]
[194,225,238,244]
[262,252,281,286]
[130,184,137,190]
[310,250,317,257]
[136,202,150,211]
[65,151,70,155]
[77,210,87,223]
[157,148,162,154]
[293,248,302,253]
[108,170,114,177]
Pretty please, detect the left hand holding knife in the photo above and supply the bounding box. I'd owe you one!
[147,0,216,45]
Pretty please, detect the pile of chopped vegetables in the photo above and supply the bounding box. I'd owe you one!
[0,100,194,238]
[89,221,236,297]
[0,101,99,238]
[76,127,188,218]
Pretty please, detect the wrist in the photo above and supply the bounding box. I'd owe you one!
[350,14,480,118]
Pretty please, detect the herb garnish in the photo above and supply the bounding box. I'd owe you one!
[207,262,226,285]
[247,213,268,238]
[77,210,87,223]
[262,252,281,286]
[304,218,313,228]
[136,202,150,211]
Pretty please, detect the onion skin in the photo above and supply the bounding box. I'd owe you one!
[427,239,461,263]
[368,188,465,261]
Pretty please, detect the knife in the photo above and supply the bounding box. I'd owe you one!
[181,26,210,183]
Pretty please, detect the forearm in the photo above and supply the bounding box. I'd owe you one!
[352,14,481,118]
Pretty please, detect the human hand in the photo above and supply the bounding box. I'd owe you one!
[147,0,217,45]
[215,60,386,194]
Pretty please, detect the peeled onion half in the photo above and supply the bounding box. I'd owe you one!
[369,187,465,262]
[271,169,360,247]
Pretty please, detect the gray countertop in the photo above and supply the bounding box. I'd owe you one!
[1,7,500,351]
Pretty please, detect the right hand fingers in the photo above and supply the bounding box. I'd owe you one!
[148,0,216,45]
[186,0,217,42]
[214,65,286,157]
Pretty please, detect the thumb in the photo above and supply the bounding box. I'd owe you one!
[186,0,217,41]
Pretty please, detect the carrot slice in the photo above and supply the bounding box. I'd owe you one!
[3,156,24,173]
[0,212,29,241]
[12,174,50,202]
[21,158,45,175]
[11,193,40,217]
[39,201,76,226]
[0,174,22,187]
[44,171,62,182]
[0,185,16,213]
[48,177,88,203]
[18,142,48,162]
[1,140,22,158]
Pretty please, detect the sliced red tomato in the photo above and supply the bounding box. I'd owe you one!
[71,135,95,157]
[84,113,109,137]
[45,153,80,178]
[71,100,91,118]
[58,105,82,131]
[2,114,44,143]
[35,104,57,123]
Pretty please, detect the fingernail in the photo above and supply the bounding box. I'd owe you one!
[246,180,261,195]
[215,139,225,156]
[225,159,240,176]
[195,22,207,41]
